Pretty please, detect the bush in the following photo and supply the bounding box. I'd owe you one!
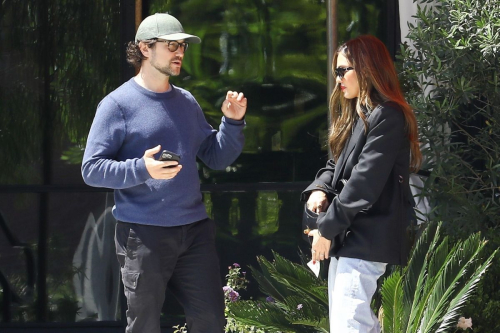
[398,0,500,330]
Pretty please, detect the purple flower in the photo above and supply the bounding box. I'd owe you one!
[233,263,240,268]
[223,286,240,302]
[266,296,275,303]
[297,304,303,310]
[228,290,239,302]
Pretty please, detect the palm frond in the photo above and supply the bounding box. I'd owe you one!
[435,248,498,332]
[380,270,403,333]
[418,234,484,333]
[228,300,295,332]
[228,252,330,332]
[415,240,461,332]
[291,318,329,333]
[250,258,289,302]
[282,295,329,330]
[229,296,328,332]
[424,236,449,296]
[405,222,441,332]
[261,251,328,306]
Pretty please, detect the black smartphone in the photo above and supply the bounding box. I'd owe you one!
[158,150,181,167]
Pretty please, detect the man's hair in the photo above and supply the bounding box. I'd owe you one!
[126,39,157,69]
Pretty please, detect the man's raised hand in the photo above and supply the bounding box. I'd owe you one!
[221,91,247,121]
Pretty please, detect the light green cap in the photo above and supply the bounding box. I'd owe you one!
[135,13,201,43]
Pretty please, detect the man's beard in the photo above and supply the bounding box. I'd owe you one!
[150,53,181,77]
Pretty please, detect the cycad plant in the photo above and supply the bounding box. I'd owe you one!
[226,223,496,332]
[380,222,497,333]
[227,251,329,332]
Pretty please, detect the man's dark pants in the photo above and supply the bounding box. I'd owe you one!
[115,219,225,333]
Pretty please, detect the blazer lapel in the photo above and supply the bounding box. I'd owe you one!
[333,117,364,186]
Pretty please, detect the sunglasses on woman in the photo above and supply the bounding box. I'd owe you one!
[334,67,355,79]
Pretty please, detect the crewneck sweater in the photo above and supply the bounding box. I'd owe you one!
[82,78,245,226]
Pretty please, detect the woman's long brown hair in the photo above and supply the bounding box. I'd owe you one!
[328,35,422,172]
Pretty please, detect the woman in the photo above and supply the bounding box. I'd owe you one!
[302,35,421,332]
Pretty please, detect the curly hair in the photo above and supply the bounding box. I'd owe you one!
[126,39,156,69]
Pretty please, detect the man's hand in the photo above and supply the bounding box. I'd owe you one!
[307,190,329,213]
[143,145,182,179]
[308,229,331,262]
[221,91,247,121]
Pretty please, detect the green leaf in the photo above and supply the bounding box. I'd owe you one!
[380,270,403,333]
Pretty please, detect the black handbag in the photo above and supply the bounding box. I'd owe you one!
[302,179,347,253]
[302,205,345,254]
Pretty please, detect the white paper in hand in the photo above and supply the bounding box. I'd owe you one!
[307,260,320,277]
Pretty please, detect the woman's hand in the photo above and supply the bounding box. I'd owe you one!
[308,229,331,262]
[307,190,329,213]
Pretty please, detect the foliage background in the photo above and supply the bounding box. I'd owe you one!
[0,0,121,185]
[398,0,500,331]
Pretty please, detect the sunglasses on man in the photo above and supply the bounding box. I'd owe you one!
[156,39,189,52]
[334,67,355,79]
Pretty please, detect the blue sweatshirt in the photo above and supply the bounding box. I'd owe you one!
[82,78,245,226]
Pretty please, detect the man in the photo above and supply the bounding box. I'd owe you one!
[81,13,247,333]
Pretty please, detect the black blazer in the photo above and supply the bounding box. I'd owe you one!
[302,102,415,265]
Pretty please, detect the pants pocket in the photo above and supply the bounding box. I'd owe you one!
[121,270,140,291]
[115,222,133,268]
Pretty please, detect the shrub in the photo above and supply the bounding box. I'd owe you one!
[398,0,500,330]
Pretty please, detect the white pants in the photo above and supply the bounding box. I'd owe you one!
[328,257,387,333]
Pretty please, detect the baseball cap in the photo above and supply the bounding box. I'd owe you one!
[135,13,201,44]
